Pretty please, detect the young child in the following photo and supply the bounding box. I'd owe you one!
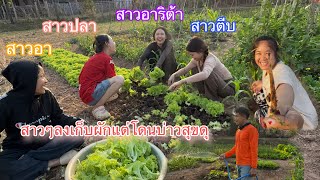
[220,107,259,179]
[0,61,84,180]
[79,34,124,120]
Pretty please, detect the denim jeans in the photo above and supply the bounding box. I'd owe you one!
[88,79,111,106]
[237,165,254,180]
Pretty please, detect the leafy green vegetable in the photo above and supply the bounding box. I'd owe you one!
[149,67,165,82]
[151,109,161,116]
[174,115,188,125]
[274,144,298,159]
[138,78,152,88]
[147,84,168,96]
[166,102,181,115]
[122,79,132,92]
[75,137,159,180]
[129,88,138,96]
[208,121,222,131]
[130,67,145,82]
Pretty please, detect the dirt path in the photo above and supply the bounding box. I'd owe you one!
[291,128,320,179]
[0,27,319,179]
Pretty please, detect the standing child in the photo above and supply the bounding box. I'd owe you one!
[220,107,259,179]
[79,34,124,120]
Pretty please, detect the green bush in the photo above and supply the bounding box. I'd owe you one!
[302,75,320,101]
[77,35,95,56]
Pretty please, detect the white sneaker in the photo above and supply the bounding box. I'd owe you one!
[59,150,78,166]
[92,106,111,120]
[107,93,119,102]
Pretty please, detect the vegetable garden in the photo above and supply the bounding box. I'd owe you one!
[0,0,319,179]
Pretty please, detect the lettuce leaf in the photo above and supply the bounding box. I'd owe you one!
[75,137,159,180]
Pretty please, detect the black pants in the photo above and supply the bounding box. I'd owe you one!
[191,68,235,102]
[0,136,84,180]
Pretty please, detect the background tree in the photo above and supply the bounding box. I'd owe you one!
[2,0,14,24]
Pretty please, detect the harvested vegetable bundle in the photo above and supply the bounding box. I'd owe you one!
[75,137,159,180]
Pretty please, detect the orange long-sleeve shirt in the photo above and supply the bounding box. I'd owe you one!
[225,124,259,168]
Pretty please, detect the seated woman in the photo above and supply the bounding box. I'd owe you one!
[251,36,318,130]
[79,34,124,120]
[168,36,235,102]
[137,26,178,81]
[0,61,84,180]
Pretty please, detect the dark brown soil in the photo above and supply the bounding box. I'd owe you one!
[100,88,230,126]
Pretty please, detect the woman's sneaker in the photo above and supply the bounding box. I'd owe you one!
[92,106,111,120]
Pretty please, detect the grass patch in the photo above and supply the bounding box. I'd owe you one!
[168,156,200,171]
[287,152,304,180]
[258,160,280,170]
[205,170,230,180]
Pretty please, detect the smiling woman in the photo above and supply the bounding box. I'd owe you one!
[137,26,178,82]
[251,36,318,131]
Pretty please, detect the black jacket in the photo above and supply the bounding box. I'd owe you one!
[0,61,78,150]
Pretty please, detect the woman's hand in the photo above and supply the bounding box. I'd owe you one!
[251,80,262,93]
[168,74,176,86]
[169,80,184,91]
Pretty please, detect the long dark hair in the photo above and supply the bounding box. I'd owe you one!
[152,26,172,41]
[252,36,280,63]
[186,36,209,61]
[93,34,110,53]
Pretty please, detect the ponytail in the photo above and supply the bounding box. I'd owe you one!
[203,49,209,62]
[186,36,209,62]
[93,34,110,53]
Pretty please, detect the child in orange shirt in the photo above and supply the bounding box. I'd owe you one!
[220,107,259,179]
